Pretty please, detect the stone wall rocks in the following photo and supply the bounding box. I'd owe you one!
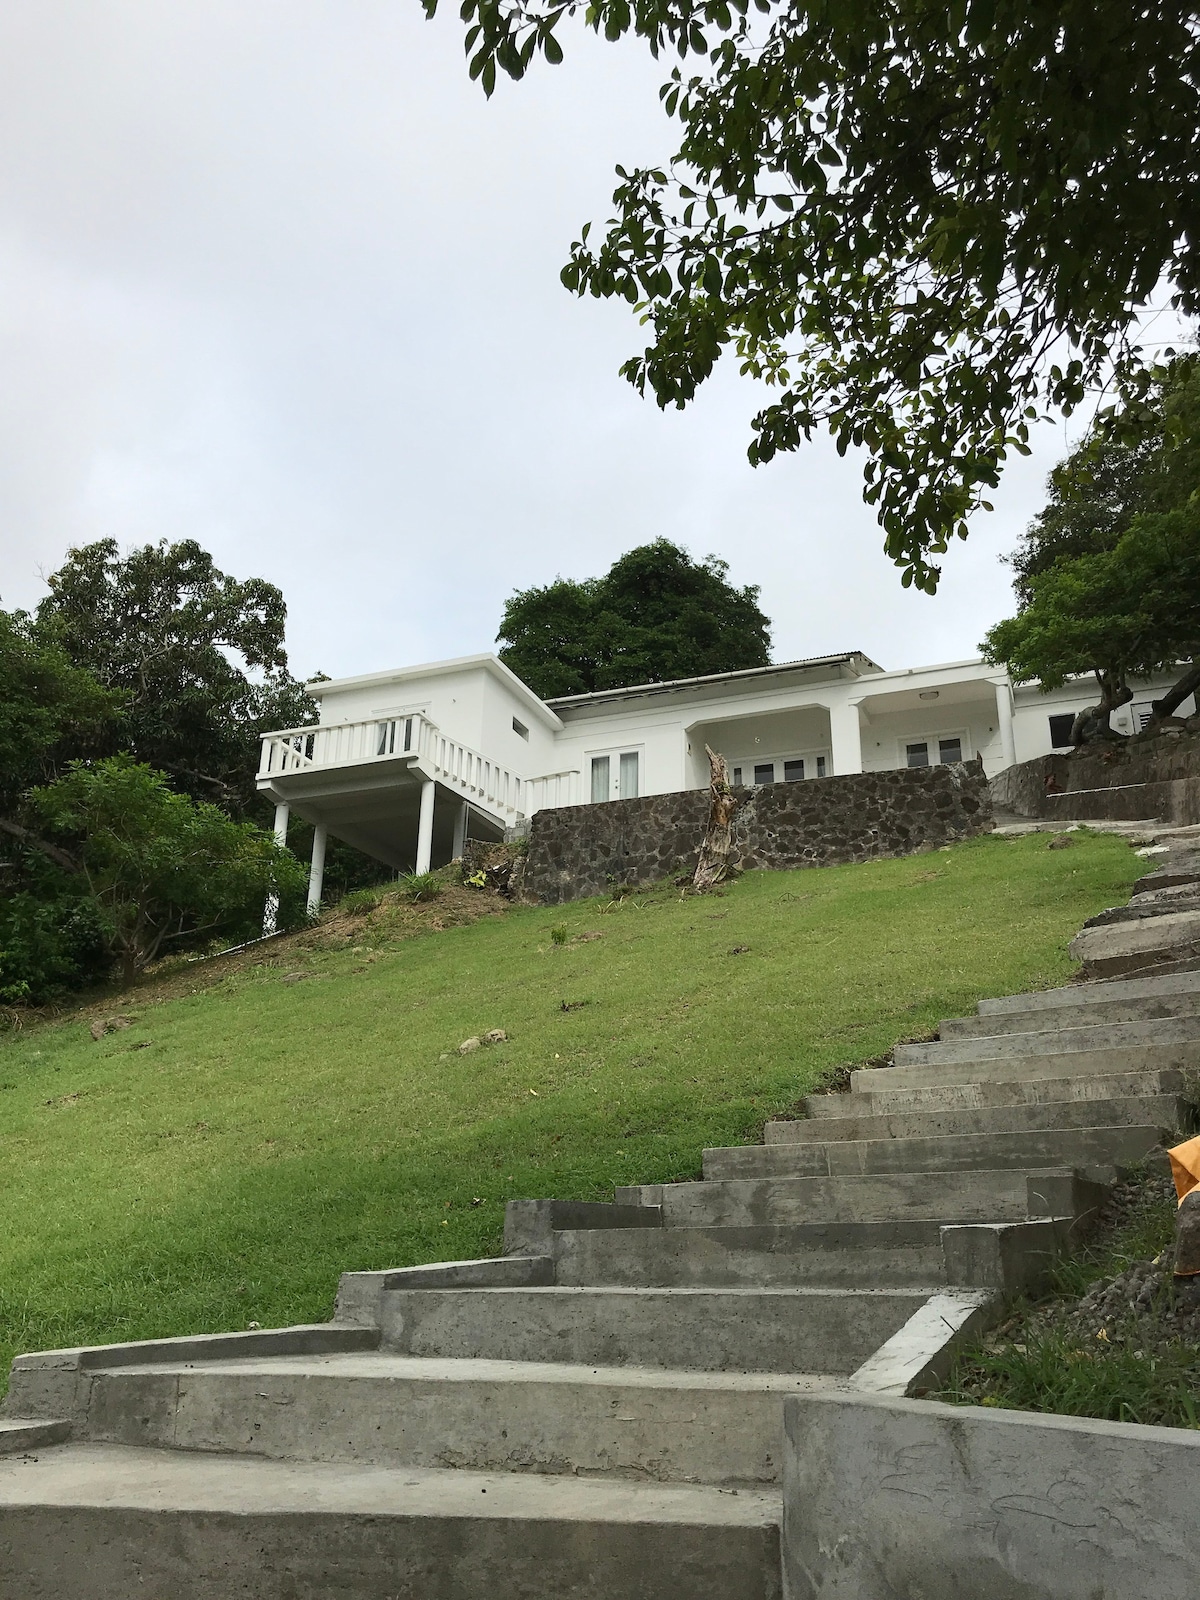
[521,762,992,905]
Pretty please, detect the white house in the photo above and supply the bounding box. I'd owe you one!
[257,649,1193,911]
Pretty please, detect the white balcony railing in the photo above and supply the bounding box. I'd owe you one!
[258,714,576,825]
[524,769,580,815]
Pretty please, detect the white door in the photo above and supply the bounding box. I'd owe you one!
[589,750,641,802]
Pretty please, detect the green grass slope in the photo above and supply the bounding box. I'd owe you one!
[0,831,1140,1390]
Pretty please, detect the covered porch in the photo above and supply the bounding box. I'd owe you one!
[684,701,866,788]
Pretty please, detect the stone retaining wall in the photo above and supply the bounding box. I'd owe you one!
[992,732,1200,824]
[521,762,992,905]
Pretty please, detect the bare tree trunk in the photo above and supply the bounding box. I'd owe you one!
[1152,659,1200,722]
[693,746,738,892]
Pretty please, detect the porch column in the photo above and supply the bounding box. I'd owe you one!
[261,801,291,935]
[994,678,1017,769]
[415,779,436,875]
[307,822,327,916]
[452,800,469,860]
[828,700,863,775]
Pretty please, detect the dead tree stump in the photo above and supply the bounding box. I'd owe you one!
[693,745,738,892]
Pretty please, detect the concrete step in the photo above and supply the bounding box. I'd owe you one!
[804,1068,1188,1119]
[0,1442,783,1600]
[764,1094,1194,1146]
[940,991,1200,1038]
[1070,910,1200,979]
[703,1125,1165,1182]
[379,1285,931,1375]
[894,1014,1200,1067]
[551,1222,947,1289]
[0,1419,71,1456]
[656,1168,1037,1229]
[977,969,1200,1016]
[852,1039,1200,1092]
[78,1352,834,1488]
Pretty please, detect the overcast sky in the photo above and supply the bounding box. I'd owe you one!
[0,2,1159,685]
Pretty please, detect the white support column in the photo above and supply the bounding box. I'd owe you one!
[262,802,291,936]
[994,679,1017,769]
[828,700,864,775]
[415,780,436,875]
[307,822,327,916]
[452,800,469,860]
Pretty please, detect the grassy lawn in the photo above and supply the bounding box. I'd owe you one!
[0,830,1140,1392]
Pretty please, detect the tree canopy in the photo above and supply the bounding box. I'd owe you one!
[984,356,1200,734]
[32,758,308,986]
[497,539,771,697]
[434,0,1200,589]
[33,539,314,814]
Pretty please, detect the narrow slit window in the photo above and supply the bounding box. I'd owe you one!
[512,716,529,740]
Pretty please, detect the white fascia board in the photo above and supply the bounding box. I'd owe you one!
[853,656,1003,687]
[307,653,562,731]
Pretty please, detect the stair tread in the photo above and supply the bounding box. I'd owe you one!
[84,1352,841,1393]
[0,1441,782,1525]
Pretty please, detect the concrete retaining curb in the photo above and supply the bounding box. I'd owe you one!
[781,1389,1200,1599]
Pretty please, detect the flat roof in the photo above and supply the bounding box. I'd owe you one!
[544,653,884,709]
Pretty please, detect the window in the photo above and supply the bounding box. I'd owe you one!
[1048,713,1075,748]
[906,742,930,767]
[784,759,805,781]
[754,763,775,785]
[590,750,640,802]
[619,751,640,800]
[816,756,827,777]
[732,766,743,785]
[938,738,963,765]
[590,755,610,803]
[512,716,529,740]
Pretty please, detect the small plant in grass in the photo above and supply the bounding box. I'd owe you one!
[550,924,568,945]
[398,872,442,904]
[337,884,394,915]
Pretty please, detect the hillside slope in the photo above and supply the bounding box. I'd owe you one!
[0,832,1140,1389]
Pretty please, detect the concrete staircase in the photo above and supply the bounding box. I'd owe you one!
[3,969,1199,1598]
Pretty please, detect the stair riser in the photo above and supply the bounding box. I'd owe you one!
[940,995,1200,1038]
[659,1172,1030,1229]
[379,1289,927,1375]
[764,1095,1194,1145]
[977,971,1200,1015]
[81,1368,796,1487]
[704,1126,1163,1181]
[895,1016,1200,1066]
[0,1502,783,1600]
[552,1226,945,1289]
[809,1070,1186,1118]
[854,1041,1200,1093]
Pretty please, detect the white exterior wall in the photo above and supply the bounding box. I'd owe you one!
[269,652,1199,854]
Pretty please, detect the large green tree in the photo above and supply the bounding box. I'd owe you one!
[32,758,309,986]
[435,0,1200,589]
[497,539,771,696]
[33,539,315,815]
[984,356,1200,735]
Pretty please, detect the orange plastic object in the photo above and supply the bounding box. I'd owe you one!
[1167,1134,1200,1205]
